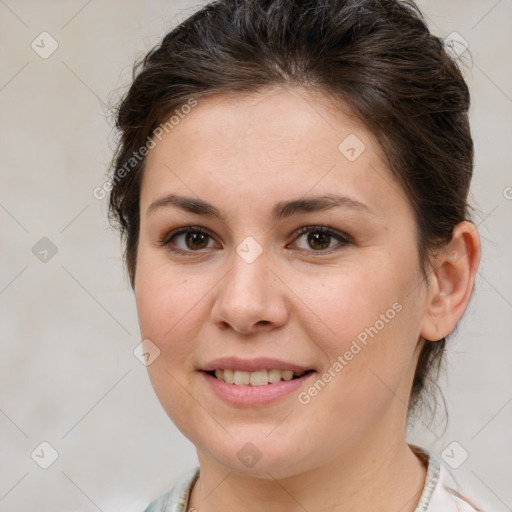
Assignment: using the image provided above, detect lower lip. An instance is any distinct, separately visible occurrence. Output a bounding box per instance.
[201,371,315,407]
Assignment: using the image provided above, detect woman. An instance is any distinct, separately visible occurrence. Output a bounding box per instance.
[108,0,487,510]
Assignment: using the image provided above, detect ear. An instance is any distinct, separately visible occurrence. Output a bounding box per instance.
[420,221,481,342]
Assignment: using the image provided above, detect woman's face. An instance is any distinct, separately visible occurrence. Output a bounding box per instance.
[135,87,431,477]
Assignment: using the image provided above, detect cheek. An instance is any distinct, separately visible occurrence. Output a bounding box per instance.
[293,257,423,415]
[136,242,195,329]
[134,256,209,428]
[134,249,207,368]
[292,262,400,350]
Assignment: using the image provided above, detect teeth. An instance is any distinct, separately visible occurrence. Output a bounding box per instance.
[212,368,308,386]
[223,369,234,384]
[281,370,294,381]
[234,370,250,385]
[268,368,282,383]
[249,370,268,386]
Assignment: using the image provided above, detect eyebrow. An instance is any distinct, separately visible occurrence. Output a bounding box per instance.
[146,193,374,220]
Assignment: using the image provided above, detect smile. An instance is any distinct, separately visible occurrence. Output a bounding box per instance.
[201,369,316,407]
[207,368,313,386]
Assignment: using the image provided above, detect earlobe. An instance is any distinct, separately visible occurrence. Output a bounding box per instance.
[420,221,481,342]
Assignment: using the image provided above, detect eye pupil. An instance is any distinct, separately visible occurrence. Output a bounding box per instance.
[308,231,330,250]
[186,232,208,249]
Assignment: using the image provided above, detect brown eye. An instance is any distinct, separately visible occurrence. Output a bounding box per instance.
[292,226,351,253]
[162,227,217,253]
[306,231,332,250]
[183,231,210,250]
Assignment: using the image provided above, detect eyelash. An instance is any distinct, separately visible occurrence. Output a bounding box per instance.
[158,225,352,256]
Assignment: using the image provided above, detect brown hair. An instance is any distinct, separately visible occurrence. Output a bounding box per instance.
[108,0,473,413]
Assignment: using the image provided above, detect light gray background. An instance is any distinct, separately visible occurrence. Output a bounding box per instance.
[1,1,511,511]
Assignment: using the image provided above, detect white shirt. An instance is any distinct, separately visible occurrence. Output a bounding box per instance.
[143,445,490,511]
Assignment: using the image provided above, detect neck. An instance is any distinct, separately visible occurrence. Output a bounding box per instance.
[188,430,426,512]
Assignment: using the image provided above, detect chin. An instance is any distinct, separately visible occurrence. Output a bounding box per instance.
[196,432,320,479]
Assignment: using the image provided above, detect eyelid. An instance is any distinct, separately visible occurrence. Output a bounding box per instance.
[159,225,212,245]
[158,225,218,254]
[159,224,352,255]
[289,225,352,252]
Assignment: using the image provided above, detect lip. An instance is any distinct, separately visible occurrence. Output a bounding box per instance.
[201,370,316,407]
[201,356,314,373]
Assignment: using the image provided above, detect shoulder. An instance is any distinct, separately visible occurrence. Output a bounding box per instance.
[143,466,200,512]
[427,461,490,512]
[411,445,491,512]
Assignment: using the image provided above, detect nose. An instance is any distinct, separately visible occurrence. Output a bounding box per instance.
[210,246,289,335]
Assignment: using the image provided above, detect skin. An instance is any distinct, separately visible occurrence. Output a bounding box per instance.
[134,87,480,512]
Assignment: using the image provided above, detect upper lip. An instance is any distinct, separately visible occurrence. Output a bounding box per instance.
[201,356,314,373]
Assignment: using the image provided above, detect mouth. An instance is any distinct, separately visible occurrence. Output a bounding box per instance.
[204,368,315,386]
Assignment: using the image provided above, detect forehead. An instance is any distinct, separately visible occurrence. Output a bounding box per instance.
[148,87,374,163]
[141,87,409,220]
